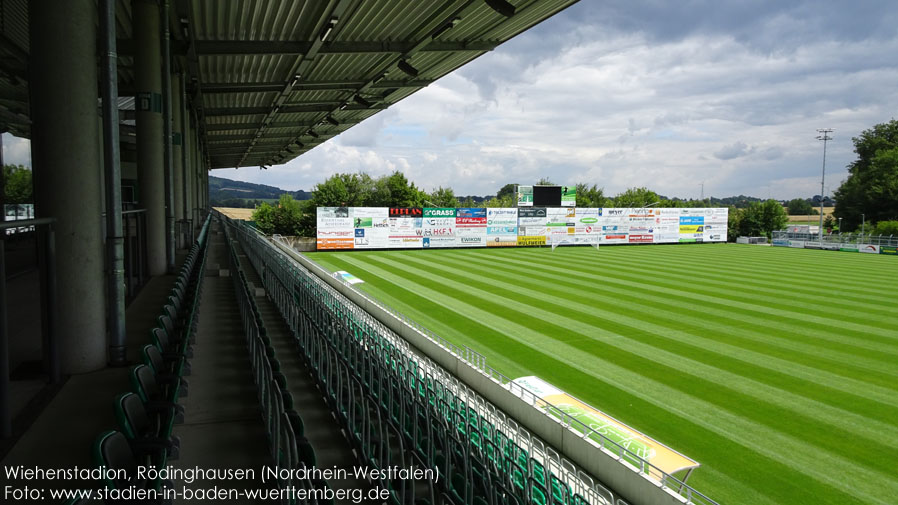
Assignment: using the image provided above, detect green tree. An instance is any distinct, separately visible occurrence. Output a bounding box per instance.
[536,177,555,185]
[760,199,789,237]
[823,214,835,230]
[870,220,898,236]
[428,186,457,207]
[786,198,817,215]
[833,119,898,230]
[727,206,742,242]
[3,164,33,204]
[311,173,374,207]
[496,183,517,200]
[252,194,305,235]
[575,183,610,207]
[737,202,764,237]
[613,187,660,208]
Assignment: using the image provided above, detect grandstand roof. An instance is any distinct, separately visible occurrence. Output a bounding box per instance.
[0,0,579,168]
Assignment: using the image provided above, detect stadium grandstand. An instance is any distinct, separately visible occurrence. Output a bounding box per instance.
[0,1,720,504]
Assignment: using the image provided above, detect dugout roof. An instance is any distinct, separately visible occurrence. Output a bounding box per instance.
[0,0,579,168]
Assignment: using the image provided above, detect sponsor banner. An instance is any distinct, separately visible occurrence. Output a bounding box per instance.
[487,226,518,235]
[821,243,841,251]
[487,236,518,247]
[422,236,456,248]
[455,226,486,247]
[680,216,704,225]
[706,234,724,242]
[316,238,353,250]
[519,207,547,218]
[317,229,354,238]
[456,208,487,227]
[789,240,805,248]
[628,208,659,218]
[317,207,350,218]
[859,244,880,254]
[678,238,701,243]
[839,245,858,252]
[517,185,533,206]
[487,208,518,226]
[518,226,547,237]
[561,186,576,207]
[880,246,898,255]
[351,207,390,249]
[679,225,704,234]
[546,207,576,226]
[388,217,423,248]
[389,207,422,217]
[629,234,654,243]
[773,239,790,246]
[423,226,454,237]
[604,234,628,244]
[603,208,626,218]
[517,235,546,246]
[655,233,680,243]
[805,241,822,248]
[422,214,455,248]
[423,207,456,217]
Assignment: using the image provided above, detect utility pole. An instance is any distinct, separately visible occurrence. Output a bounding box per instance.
[816,128,833,242]
[700,182,704,203]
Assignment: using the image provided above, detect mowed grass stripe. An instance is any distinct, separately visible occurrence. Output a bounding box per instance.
[641,244,895,287]
[470,249,898,362]
[395,251,898,449]
[326,253,898,505]
[556,248,897,321]
[517,249,898,337]
[576,245,897,306]
[452,250,898,372]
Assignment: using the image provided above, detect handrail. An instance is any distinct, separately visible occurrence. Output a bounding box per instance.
[272,233,718,505]
[0,217,56,230]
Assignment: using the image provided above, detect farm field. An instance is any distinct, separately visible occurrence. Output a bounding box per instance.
[306,244,898,505]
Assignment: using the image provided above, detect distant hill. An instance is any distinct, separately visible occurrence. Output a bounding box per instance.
[209,175,310,208]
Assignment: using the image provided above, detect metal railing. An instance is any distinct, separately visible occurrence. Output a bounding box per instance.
[272,234,718,505]
[232,222,615,505]
[773,230,898,248]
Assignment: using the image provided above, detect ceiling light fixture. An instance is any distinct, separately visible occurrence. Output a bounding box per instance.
[319,17,338,41]
[484,0,515,17]
[433,17,461,38]
[290,74,302,87]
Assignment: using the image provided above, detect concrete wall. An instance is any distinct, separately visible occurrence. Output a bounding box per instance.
[269,238,694,505]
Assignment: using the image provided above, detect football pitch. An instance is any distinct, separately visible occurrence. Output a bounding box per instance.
[305,244,898,505]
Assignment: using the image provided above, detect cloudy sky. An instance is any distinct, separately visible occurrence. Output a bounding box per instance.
[4,0,897,200]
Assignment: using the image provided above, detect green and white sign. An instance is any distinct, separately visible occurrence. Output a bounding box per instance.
[423,207,456,217]
[561,186,576,207]
[517,185,533,207]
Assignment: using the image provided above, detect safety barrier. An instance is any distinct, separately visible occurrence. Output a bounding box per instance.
[225,216,620,505]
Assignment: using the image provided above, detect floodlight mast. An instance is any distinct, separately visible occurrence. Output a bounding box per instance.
[816,128,833,242]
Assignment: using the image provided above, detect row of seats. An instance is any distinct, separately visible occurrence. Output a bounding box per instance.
[220,215,339,504]
[226,217,615,505]
[65,216,211,504]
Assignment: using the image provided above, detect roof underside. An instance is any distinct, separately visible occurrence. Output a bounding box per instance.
[0,0,578,169]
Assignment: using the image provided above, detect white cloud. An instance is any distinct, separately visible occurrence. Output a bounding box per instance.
[2,134,31,167]
[218,1,898,201]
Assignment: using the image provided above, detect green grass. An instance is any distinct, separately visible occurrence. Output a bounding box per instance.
[306,244,898,505]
